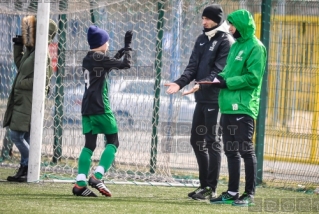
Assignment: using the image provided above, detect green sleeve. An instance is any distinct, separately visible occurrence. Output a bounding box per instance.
[226,45,266,90]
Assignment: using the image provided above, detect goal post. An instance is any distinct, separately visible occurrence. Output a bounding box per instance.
[28,1,51,182]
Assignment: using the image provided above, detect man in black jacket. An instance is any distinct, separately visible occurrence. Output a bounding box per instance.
[165,4,234,200]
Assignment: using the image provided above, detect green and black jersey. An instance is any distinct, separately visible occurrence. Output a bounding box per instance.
[81,50,132,116]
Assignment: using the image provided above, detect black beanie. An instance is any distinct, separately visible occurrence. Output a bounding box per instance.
[202,4,224,25]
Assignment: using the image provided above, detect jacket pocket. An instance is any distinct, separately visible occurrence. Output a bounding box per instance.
[13,90,23,106]
[10,110,31,132]
[219,89,241,112]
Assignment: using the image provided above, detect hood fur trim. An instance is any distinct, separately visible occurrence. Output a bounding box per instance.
[22,15,36,48]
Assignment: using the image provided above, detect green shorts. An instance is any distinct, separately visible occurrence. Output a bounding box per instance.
[82,113,118,135]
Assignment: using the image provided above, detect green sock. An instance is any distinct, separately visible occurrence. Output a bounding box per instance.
[94,172,103,180]
[77,147,93,177]
[76,180,87,187]
[94,144,117,179]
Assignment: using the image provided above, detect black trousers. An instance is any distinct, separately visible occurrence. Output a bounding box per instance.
[190,103,221,191]
[220,114,257,195]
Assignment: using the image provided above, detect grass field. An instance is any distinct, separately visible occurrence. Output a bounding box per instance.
[0,168,318,214]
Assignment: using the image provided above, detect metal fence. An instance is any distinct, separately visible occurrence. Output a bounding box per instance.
[0,0,318,186]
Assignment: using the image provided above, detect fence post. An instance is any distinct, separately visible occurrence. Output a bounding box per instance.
[90,0,99,24]
[255,0,271,185]
[53,1,68,163]
[150,1,165,173]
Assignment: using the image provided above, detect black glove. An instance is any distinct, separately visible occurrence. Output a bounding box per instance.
[114,48,125,59]
[124,30,133,49]
[216,75,227,89]
[12,35,23,46]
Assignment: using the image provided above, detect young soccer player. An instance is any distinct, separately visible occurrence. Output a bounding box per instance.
[72,25,133,197]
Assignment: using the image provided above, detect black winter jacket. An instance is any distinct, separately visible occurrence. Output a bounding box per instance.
[174,23,234,103]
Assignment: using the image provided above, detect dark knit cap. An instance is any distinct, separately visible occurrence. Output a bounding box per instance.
[87,25,109,49]
[202,4,224,25]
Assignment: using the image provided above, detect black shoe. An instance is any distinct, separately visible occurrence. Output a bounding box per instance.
[188,186,202,198]
[88,175,112,197]
[72,184,97,197]
[210,191,239,204]
[7,165,28,182]
[192,186,214,200]
[232,192,255,206]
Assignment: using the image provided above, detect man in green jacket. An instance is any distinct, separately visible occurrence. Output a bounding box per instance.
[208,9,267,206]
[2,16,57,182]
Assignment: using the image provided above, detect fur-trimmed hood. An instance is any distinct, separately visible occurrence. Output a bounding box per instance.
[22,15,36,47]
[22,16,57,47]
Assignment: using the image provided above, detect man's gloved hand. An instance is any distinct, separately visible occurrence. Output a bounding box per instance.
[216,75,227,89]
[114,48,125,59]
[12,35,23,46]
[124,30,133,49]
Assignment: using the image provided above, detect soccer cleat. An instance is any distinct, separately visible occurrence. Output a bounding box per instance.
[88,175,112,197]
[7,165,28,182]
[192,186,215,200]
[188,186,202,198]
[232,192,255,207]
[210,191,239,204]
[72,184,97,197]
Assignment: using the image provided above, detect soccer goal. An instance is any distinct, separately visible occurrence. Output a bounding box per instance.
[0,0,221,185]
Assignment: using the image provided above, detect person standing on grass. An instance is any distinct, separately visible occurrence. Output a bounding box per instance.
[3,16,57,182]
[72,25,133,197]
[165,4,234,200]
[208,9,267,206]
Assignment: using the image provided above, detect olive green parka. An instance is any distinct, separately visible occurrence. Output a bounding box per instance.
[3,19,57,132]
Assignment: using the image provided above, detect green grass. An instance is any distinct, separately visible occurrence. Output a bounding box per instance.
[0,168,318,214]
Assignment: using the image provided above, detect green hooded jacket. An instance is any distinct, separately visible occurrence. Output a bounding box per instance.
[218,10,267,119]
[3,19,57,132]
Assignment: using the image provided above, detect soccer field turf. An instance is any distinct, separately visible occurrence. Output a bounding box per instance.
[0,167,318,214]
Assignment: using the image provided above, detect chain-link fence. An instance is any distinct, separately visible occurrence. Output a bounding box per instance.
[0,0,318,187]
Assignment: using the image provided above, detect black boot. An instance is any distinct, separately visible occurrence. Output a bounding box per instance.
[7,165,28,182]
